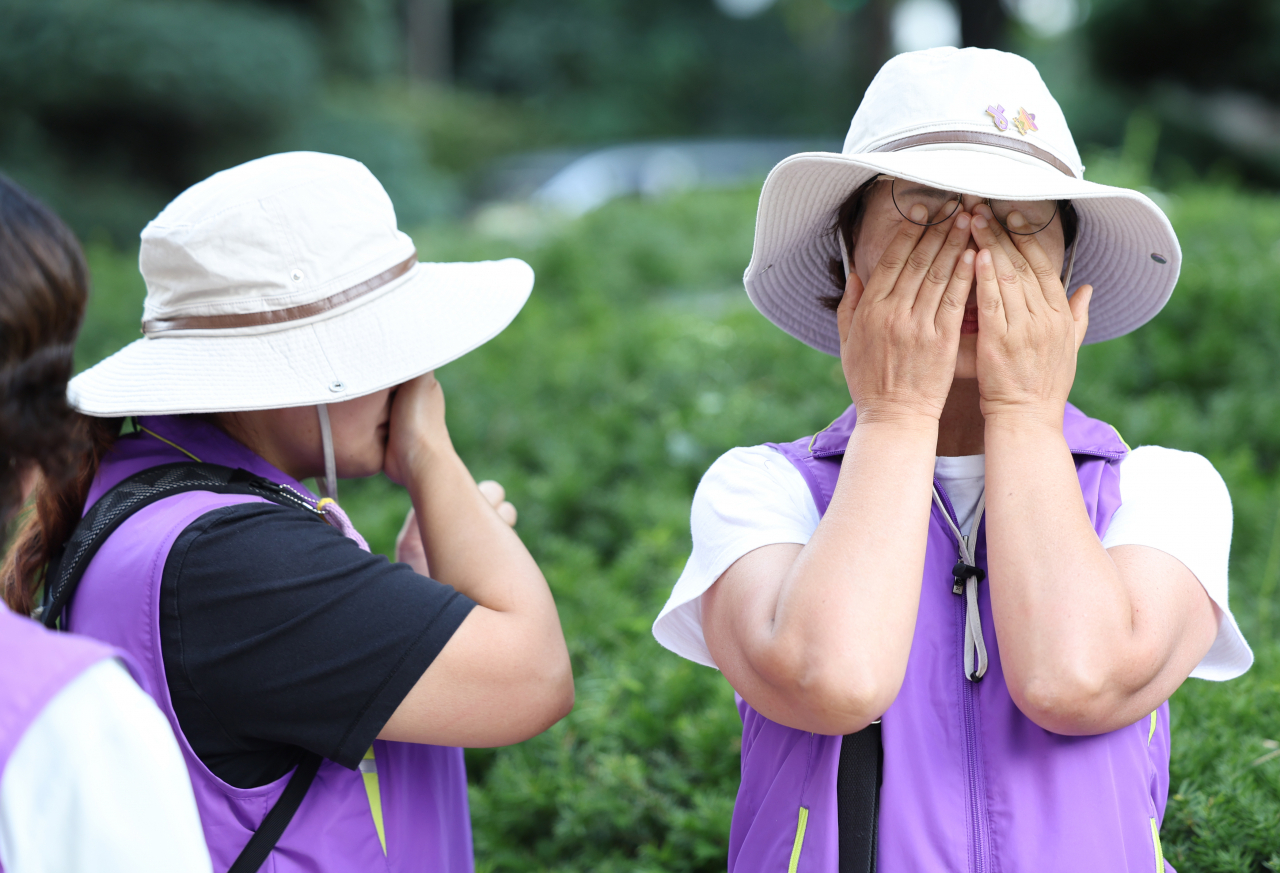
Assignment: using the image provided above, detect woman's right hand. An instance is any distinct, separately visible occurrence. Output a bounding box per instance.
[837,207,976,423]
[383,371,450,487]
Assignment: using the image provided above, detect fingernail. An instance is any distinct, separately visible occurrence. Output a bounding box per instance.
[956,213,970,229]
[972,214,988,229]
[909,203,927,223]
[978,249,992,265]
[963,249,975,264]
[1008,211,1025,229]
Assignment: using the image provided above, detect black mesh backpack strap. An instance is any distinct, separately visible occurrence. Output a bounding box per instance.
[37,461,330,872]
[837,721,883,873]
[38,461,323,630]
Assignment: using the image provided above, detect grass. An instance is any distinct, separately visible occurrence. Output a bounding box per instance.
[75,180,1280,871]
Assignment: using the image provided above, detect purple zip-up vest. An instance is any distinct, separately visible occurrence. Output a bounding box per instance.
[731,402,1172,873]
[0,609,117,831]
[64,415,473,873]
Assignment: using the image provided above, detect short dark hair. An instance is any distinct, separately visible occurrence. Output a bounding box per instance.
[819,180,1080,313]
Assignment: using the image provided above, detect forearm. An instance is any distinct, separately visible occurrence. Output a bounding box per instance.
[983,415,1138,729]
[407,437,556,623]
[748,418,938,728]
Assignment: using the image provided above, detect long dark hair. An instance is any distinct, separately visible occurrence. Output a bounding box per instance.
[0,174,120,615]
[820,179,1080,312]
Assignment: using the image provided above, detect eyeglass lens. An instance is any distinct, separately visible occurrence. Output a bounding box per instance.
[890,179,1058,235]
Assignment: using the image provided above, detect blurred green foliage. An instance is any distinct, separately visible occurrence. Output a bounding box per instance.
[77,171,1280,869]
[0,0,474,242]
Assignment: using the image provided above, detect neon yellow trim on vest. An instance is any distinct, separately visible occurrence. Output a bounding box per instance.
[1149,817,1165,872]
[361,747,386,853]
[137,426,203,463]
[788,807,809,873]
[1148,710,1157,744]
[1112,425,1132,452]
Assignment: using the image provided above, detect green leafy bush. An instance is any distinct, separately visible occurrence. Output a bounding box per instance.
[77,181,1280,870]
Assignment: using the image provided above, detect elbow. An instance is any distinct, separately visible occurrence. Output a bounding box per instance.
[513,646,575,741]
[1007,667,1114,735]
[757,647,901,735]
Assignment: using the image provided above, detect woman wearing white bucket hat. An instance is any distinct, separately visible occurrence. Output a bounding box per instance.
[653,48,1252,871]
[3,152,572,872]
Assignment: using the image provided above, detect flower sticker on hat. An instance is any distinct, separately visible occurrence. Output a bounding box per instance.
[1013,107,1038,136]
[986,104,1009,132]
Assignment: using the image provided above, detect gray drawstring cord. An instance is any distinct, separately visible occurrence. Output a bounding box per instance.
[317,403,338,500]
[933,487,988,681]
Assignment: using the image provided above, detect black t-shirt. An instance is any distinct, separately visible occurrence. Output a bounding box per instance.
[159,502,476,789]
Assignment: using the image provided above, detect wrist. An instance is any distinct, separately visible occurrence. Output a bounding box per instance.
[853,401,944,431]
[983,404,1065,438]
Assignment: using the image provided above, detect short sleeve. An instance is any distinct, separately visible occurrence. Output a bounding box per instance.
[1102,445,1253,680]
[161,503,477,787]
[652,445,820,668]
[0,659,213,873]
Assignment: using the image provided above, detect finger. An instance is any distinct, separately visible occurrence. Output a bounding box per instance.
[478,479,506,508]
[973,216,1029,322]
[1006,212,1066,308]
[1069,284,1093,350]
[971,206,1037,295]
[865,205,929,301]
[896,209,961,303]
[496,501,518,527]
[396,508,416,543]
[836,270,865,347]
[913,210,971,314]
[974,248,1008,336]
[935,248,975,335]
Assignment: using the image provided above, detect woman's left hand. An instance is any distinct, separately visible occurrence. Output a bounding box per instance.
[969,205,1093,425]
[395,480,517,575]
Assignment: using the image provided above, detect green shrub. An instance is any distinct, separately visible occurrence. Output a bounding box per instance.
[77,181,1280,870]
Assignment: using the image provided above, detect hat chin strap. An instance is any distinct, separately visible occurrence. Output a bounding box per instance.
[316,403,338,500]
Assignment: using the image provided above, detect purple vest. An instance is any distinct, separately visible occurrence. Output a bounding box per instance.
[0,608,122,873]
[731,403,1172,873]
[64,415,473,873]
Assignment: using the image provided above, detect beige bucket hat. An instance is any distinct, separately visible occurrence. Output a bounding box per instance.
[69,151,534,416]
[746,47,1180,355]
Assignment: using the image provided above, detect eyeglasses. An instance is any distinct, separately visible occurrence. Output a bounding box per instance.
[877,175,1059,235]
[836,175,1078,288]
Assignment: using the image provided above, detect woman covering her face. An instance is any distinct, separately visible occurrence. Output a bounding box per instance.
[653,48,1252,872]
[2,153,573,872]
[0,175,212,872]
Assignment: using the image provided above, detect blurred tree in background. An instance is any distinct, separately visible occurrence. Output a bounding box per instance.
[1085,0,1280,184]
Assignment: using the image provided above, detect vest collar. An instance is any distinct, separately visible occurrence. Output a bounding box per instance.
[88,414,316,508]
[808,402,1128,461]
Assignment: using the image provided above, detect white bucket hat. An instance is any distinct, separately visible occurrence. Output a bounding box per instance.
[69,151,534,417]
[746,47,1181,355]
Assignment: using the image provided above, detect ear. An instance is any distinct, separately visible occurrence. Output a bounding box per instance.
[1069,284,1093,350]
[836,270,865,347]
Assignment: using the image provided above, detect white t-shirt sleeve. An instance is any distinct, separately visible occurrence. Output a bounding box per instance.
[652,445,819,668]
[1101,445,1253,681]
[0,659,213,873]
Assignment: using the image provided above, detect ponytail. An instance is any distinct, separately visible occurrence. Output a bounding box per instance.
[2,415,121,615]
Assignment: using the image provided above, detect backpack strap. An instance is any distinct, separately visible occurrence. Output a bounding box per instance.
[37,461,328,873]
[38,461,322,630]
[837,721,882,873]
[226,751,324,873]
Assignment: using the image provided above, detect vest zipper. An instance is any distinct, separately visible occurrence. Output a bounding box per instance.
[932,482,990,873]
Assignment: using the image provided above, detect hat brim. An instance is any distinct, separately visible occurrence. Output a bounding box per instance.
[745,148,1181,356]
[68,258,534,416]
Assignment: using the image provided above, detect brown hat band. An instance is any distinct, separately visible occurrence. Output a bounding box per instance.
[873,130,1076,179]
[142,252,418,336]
